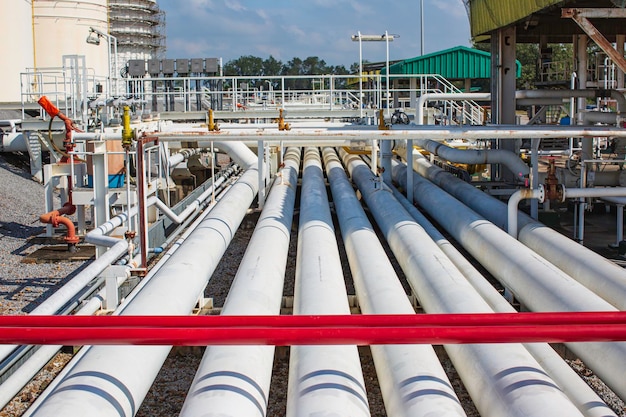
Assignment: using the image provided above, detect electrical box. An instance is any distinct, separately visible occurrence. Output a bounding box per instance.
[176,59,190,74]
[205,58,219,73]
[128,60,146,77]
[162,59,175,75]
[191,58,204,73]
[147,59,161,75]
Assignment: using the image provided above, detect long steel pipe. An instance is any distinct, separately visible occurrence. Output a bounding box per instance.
[405,151,626,311]
[286,148,370,417]
[344,151,585,417]
[391,159,626,399]
[26,143,260,417]
[179,147,300,417]
[391,186,619,417]
[324,147,468,417]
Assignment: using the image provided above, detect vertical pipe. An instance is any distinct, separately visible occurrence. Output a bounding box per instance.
[179,148,300,417]
[286,148,369,417]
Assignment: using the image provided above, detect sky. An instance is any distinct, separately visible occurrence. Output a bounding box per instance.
[157,0,472,68]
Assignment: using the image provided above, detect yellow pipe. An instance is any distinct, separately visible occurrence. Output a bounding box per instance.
[208,109,219,131]
[122,106,133,148]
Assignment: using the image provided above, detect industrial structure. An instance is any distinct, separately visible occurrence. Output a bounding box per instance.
[1,1,626,416]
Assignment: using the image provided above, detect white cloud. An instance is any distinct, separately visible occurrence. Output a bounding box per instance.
[281,24,307,39]
[168,37,211,57]
[188,0,215,10]
[224,1,247,12]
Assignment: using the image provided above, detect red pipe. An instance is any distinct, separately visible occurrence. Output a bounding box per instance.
[37,96,83,163]
[0,312,625,346]
[39,202,80,246]
[0,324,625,346]
[1,311,624,328]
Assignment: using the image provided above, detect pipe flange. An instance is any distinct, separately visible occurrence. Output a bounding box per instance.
[537,184,545,203]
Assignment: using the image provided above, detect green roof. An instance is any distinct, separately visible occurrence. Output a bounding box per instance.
[382,46,521,79]
[468,0,562,37]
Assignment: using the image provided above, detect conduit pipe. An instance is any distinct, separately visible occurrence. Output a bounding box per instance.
[148,169,231,225]
[509,185,626,238]
[286,148,370,417]
[581,111,623,125]
[38,202,80,249]
[151,124,626,141]
[344,151,585,417]
[415,92,491,126]
[391,187,618,417]
[391,159,626,399]
[26,142,260,417]
[508,186,545,238]
[178,148,300,417]
[323,148,467,417]
[413,139,530,177]
[403,150,626,312]
[516,89,626,113]
[167,148,201,171]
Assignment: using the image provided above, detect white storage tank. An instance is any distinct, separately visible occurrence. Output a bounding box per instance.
[0,0,34,103]
[33,0,109,79]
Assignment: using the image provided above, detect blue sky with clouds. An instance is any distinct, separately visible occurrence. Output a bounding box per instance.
[158,0,471,67]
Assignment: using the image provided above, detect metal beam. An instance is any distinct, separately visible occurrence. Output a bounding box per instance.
[563,7,626,19]
[562,8,626,74]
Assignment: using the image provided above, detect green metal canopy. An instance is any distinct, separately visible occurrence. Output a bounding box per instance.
[382,46,521,79]
[468,0,562,37]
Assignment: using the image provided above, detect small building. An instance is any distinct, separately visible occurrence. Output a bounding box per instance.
[381,45,520,108]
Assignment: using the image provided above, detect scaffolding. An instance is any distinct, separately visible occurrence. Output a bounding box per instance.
[108,0,166,82]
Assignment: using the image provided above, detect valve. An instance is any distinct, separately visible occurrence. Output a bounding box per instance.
[544,157,564,202]
[208,108,220,131]
[121,105,134,150]
[278,109,291,131]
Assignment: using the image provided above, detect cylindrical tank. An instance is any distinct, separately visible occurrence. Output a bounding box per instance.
[0,0,34,103]
[33,0,109,78]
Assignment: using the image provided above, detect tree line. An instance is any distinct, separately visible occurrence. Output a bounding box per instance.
[223,55,359,89]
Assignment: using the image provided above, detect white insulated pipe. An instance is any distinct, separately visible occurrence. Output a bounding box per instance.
[416,93,491,125]
[515,89,626,113]
[323,148,467,417]
[167,148,201,171]
[178,148,301,417]
[406,152,626,312]
[285,148,370,417]
[391,187,619,417]
[344,151,585,417]
[508,186,545,238]
[414,138,530,177]
[391,160,626,400]
[508,185,626,238]
[26,143,260,417]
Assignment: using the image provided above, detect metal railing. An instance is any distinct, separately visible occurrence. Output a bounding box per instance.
[21,71,487,125]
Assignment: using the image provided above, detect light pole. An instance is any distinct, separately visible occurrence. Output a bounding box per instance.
[351,32,396,118]
[420,0,425,55]
[86,27,119,97]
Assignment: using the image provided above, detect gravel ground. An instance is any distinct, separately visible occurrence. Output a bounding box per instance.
[0,153,88,416]
[0,152,624,417]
